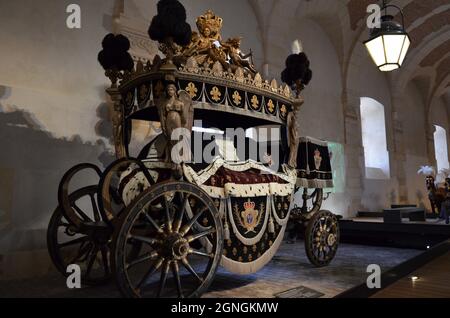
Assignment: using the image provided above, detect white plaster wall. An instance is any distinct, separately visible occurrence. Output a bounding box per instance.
[430,97,450,176]
[430,97,450,134]
[347,36,398,212]
[0,0,116,279]
[0,0,114,143]
[403,82,428,156]
[402,81,431,209]
[265,19,344,144]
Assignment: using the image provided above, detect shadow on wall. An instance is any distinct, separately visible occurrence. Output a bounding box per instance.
[95,101,113,146]
[0,88,115,280]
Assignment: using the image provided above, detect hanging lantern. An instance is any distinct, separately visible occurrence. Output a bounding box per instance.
[364,4,411,72]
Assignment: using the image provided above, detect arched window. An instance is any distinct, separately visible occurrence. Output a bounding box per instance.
[360,97,390,179]
[433,125,449,172]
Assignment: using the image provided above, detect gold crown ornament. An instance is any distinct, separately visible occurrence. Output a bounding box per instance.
[196,10,223,37]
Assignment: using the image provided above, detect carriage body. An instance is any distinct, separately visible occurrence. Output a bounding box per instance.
[47,8,339,298]
[110,62,336,274]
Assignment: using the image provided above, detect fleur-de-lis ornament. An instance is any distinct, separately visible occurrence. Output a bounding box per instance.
[232,91,242,106]
[280,104,287,117]
[210,86,222,102]
[267,99,275,113]
[185,82,198,98]
[251,95,259,109]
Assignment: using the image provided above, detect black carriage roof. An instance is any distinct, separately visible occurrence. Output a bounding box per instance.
[116,59,295,130]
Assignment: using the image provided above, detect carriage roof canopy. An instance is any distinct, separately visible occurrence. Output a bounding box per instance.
[104,9,296,131]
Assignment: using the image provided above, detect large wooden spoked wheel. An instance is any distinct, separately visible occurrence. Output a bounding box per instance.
[58,163,102,229]
[98,158,155,225]
[304,210,339,267]
[47,186,112,285]
[112,181,223,298]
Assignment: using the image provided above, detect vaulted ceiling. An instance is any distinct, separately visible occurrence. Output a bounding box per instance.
[346,0,449,103]
[249,0,449,105]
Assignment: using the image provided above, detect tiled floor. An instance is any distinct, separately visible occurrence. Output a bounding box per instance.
[0,241,421,298]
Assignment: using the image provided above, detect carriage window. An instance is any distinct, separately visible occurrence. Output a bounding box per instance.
[246,126,281,141]
[326,142,345,193]
[192,126,224,135]
[360,97,390,179]
[433,125,450,172]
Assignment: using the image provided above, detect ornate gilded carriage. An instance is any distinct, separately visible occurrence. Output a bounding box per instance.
[47,8,339,298]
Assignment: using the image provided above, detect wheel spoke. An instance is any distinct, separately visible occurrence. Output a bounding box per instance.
[90,194,100,222]
[319,219,325,232]
[69,241,92,264]
[188,248,213,258]
[85,245,100,278]
[58,236,89,248]
[136,257,164,291]
[172,261,184,298]
[142,211,163,233]
[72,203,92,222]
[173,193,189,233]
[180,207,208,236]
[157,260,170,298]
[163,196,172,233]
[315,246,321,259]
[185,227,216,243]
[181,258,203,284]
[129,235,161,246]
[126,251,159,269]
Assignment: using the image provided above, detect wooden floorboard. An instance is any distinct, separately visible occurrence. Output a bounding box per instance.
[372,252,450,298]
[336,240,450,298]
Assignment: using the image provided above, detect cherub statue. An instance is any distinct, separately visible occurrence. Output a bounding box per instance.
[184,30,228,68]
[222,37,257,74]
[156,81,193,174]
[287,97,304,169]
[181,10,228,68]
